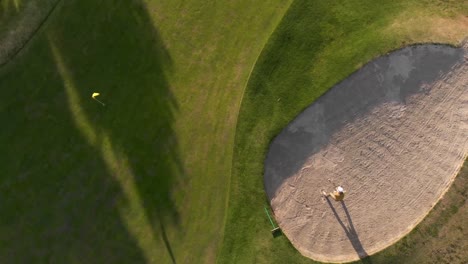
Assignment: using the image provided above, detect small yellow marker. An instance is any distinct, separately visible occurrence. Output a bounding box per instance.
[92,92,105,106]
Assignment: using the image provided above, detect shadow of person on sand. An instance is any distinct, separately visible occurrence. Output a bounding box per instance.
[325,198,373,263]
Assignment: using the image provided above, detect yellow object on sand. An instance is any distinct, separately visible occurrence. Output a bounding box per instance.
[330,191,345,201]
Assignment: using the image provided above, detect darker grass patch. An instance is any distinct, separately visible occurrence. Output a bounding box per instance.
[0,0,182,263]
[220,0,467,263]
[220,0,408,263]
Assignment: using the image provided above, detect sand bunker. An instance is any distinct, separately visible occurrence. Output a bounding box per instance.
[264,42,467,263]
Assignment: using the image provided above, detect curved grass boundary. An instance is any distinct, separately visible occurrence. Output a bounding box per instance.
[219,0,467,263]
[0,0,61,67]
[0,1,296,263]
[263,43,466,263]
[364,159,468,264]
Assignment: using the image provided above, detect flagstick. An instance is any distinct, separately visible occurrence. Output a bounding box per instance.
[93,98,105,106]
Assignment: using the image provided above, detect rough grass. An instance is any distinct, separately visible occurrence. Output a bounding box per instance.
[0,0,23,20]
[0,0,291,263]
[220,0,467,263]
[367,160,468,264]
[0,0,466,263]
[0,0,25,47]
[0,0,59,65]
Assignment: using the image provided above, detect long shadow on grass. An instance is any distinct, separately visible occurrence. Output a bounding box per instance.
[0,0,181,263]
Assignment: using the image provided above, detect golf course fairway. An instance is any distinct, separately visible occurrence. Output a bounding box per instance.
[0,0,466,263]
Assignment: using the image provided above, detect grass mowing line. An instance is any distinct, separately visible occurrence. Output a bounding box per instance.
[218,1,294,261]
[220,0,408,260]
[0,0,463,263]
[0,1,299,263]
[138,2,299,262]
[221,0,467,263]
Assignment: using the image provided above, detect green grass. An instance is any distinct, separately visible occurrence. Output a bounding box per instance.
[0,0,59,66]
[0,0,466,263]
[0,0,23,19]
[0,0,292,263]
[0,0,25,39]
[219,0,467,263]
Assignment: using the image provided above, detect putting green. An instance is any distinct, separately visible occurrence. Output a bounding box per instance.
[0,0,291,263]
[0,0,467,263]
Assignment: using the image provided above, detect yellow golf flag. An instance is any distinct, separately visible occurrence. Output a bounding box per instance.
[91,92,105,106]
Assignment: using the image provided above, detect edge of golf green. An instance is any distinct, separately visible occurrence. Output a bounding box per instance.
[0,0,466,263]
[218,0,467,263]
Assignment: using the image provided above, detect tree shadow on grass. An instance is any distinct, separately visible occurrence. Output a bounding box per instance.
[0,0,181,263]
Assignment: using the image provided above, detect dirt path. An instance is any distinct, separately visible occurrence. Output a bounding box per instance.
[0,0,59,67]
[264,42,467,263]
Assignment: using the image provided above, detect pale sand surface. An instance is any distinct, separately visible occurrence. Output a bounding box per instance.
[264,42,467,263]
